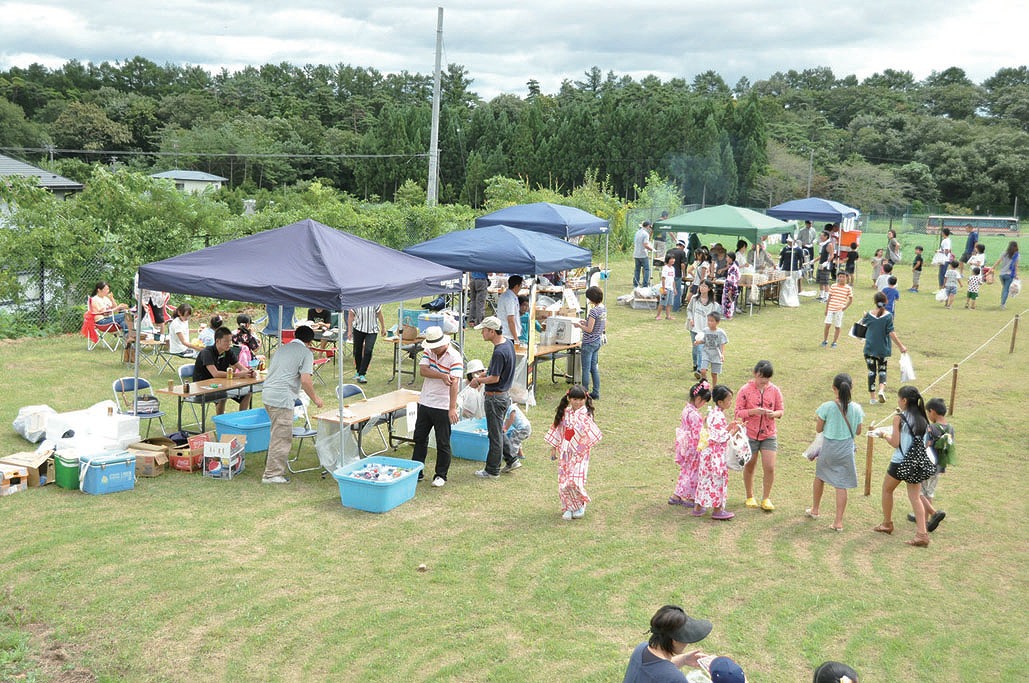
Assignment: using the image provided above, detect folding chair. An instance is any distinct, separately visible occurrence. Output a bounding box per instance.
[281,329,334,385]
[112,377,167,437]
[287,398,321,474]
[337,384,392,457]
[83,297,124,352]
[178,364,221,432]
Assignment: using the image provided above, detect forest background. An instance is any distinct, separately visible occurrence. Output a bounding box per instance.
[1,59,1026,336]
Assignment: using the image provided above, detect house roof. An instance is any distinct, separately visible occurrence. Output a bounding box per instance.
[150,170,228,182]
[0,153,84,191]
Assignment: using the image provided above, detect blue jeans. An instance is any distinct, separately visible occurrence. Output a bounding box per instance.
[1000,274,1013,306]
[672,278,684,312]
[483,392,514,476]
[692,340,703,371]
[633,257,651,287]
[96,312,126,330]
[580,340,602,398]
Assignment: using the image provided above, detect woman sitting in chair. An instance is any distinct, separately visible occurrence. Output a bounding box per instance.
[168,304,206,358]
[89,281,131,333]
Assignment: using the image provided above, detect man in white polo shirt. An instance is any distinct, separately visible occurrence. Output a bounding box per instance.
[261,324,324,484]
[496,275,523,342]
[411,326,463,487]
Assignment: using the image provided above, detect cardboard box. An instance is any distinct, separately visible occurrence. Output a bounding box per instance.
[0,462,29,496]
[203,434,246,479]
[169,430,215,472]
[127,442,169,477]
[0,451,55,487]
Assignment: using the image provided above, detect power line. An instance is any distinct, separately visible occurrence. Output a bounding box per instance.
[0,145,428,160]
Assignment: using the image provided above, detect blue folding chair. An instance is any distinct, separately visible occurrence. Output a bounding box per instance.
[112,377,167,437]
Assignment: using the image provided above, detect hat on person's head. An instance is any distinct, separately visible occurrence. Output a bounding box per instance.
[465,359,485,374]
[421,326,450,349]
[707,656,746,683]
[642,220,653,228]
[676,239,686,246]
[666,612,712,644]
[474,316,503,332]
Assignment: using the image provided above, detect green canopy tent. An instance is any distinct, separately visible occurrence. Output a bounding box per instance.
[654,204,793,245]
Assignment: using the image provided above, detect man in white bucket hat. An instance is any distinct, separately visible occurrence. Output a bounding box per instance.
[411,326,464,487]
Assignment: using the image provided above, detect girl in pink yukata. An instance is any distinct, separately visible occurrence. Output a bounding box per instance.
[693,384,741,520]
[669,381,712,509]
[544,385,602,521]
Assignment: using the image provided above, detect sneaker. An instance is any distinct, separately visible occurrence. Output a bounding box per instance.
[878,389,887,404]
[907,288,917,293]
[760,498,775,511]
[745,497,759,508]
[561,510,573,520]
[572,506,586,519]
[474,469,499,479]
[869,399,878,405]
[693,370,702,380]
[261,475,289,484]
[431,476,446,487]
[589,393,600,401]
[820,341,828,347]
[830,342,837,348]
[501,460,522,473]
[357,374,368,384]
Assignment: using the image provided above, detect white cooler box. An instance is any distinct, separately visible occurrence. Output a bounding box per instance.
[546,316,582,345]
[93,413,140,441]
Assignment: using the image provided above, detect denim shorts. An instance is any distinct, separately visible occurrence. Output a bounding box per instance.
[945,285,958,295]
[749,436,778,453]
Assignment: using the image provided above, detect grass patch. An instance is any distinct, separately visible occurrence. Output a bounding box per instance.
[0,251,1026,682]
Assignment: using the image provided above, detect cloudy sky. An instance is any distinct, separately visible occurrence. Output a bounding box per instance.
[1,1,1024,99]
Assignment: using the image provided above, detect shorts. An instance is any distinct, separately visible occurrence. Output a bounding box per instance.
[816,267,832,285]
[945,285,958,296]
[959,252,972,264]
[749,436,777,453]
[919,473,939,498]
[886,460,903,480]
[659,289,675,306]
[698,357,723,375]
[966,291,978,300]
[824,310,845,327]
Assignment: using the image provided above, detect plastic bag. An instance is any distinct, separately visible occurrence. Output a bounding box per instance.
[934,289,948,302]
[899,352,916,382]
[725,430,752,471]
[13,405,56,443]
[1010,278,1022,297]
[803,433,824,461]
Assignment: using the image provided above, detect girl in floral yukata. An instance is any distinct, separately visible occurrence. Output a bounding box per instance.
[692,384,740,520]
[721,252,741,320]
[669,381,712,509]
[544,385,602,521]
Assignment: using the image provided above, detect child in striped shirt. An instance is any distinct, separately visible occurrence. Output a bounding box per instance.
[821,272,853,348]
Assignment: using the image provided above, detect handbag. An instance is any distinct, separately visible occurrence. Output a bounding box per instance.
[894,414,936,484]
[725,429,752,471]
[849,321,867,339]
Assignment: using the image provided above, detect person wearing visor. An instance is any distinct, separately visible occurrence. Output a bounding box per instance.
[622,605,713,682]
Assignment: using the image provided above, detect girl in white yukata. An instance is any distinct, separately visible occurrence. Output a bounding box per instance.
[544,385,602,521]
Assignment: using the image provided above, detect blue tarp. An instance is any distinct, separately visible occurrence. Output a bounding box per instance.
[474,202,609,238]
[404,225,593,274]
[137,218,463,310]
[766,197,860,224]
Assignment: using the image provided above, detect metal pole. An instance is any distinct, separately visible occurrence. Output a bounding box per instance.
[806,148,814,198]
[949,363,959,418]
[1011,314,1020,353]
[426,7,443,206]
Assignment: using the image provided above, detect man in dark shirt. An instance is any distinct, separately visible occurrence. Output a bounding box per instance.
[194,326,255,415]
[470,316,518,478]
[666,239,688,311]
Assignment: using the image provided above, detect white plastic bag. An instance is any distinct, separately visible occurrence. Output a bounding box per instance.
[725,430,752,471]
[899,352,916,382]
[803,433,824,461]
[12,405,56,443]
[934,289,948,302]
[1010,278,1021,297]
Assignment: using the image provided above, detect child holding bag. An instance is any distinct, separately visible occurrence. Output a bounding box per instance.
[807,373,864,531]
[669,381,712,508]
[544,385,602,521]
[692,384,739,520]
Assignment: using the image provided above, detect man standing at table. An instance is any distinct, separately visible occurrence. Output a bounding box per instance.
[193,326,255,415]
[666,238,688,312]
[633,220,654,287]
[496,275,523,342]
[261,324,324,485]
[470,316,519,479]
[411,326,463,487]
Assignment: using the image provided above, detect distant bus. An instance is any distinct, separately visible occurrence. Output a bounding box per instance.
[925,215,1019,236]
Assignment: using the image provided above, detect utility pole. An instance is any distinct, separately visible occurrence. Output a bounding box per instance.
[806,148,814,198]
[426,7,443,206]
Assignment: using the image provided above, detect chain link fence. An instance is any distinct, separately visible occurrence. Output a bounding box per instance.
[0,252,112,338]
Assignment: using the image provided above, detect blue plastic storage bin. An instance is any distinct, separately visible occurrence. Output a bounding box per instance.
[331,456,423,513]
[451,418,489,461]
[212,408,271,452]
[417,313,444,333]
[79,451,136,495]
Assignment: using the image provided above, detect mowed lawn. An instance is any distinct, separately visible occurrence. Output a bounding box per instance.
[0,249,1026,682]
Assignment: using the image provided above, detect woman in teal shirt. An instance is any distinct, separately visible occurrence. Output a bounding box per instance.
[807,373,864,531]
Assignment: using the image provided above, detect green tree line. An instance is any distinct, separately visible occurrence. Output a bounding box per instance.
[2,58,1026,214]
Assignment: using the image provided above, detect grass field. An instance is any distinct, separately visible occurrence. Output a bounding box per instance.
[1,245,1026,682]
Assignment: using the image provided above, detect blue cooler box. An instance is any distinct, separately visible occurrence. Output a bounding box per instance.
[80,451,136,495]
[332,456,423,513]
[451,418,489,461]
[212,409,271,453]
[400,309,422,328]
[417,313,444,333]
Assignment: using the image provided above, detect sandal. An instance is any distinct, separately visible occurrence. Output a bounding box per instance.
[668,496,684,506]
[805,508,820,519]
[906,533,930,547]
[873,522,894,535]
[829,525,844,532]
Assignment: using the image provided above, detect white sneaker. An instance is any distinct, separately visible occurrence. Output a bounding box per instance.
[431,476,446,487]
[474,469,499,479]
[572,506,586,519]
[262,475,289,484]
[561,510,573,520]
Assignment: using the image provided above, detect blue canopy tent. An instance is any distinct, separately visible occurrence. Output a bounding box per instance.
[403,224,593,274]
[766,197,860,226]
[134,218,463,464]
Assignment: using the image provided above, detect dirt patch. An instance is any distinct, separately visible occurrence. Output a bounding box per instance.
[2,589,97,683]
